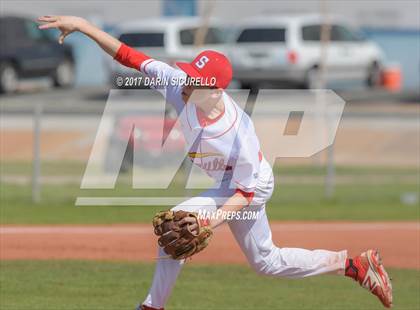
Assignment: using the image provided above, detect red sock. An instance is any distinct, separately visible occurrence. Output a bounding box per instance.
[345,257,366,282]
[345,258,358,280]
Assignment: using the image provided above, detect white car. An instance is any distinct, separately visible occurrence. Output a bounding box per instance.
[229,14,385,89]
[105,17,230,88]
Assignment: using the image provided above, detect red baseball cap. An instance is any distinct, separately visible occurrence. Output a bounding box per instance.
[176,50,233,89]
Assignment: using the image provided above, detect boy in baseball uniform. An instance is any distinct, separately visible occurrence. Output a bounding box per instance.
[38,15,393,309]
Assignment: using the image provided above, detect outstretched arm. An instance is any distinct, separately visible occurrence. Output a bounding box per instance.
[38,16,121,57]
[38,16,182,102]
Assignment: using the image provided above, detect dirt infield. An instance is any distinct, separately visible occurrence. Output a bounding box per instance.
[1,222,418,269]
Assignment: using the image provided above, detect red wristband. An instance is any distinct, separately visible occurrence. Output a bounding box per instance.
[199,218,210,227]
[114,43,151,71]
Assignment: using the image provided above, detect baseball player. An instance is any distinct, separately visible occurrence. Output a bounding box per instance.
[38,16,393,310]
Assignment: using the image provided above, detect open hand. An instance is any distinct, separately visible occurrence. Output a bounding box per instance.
[38,15,86,44]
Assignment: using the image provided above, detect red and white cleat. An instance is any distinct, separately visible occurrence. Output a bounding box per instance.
[345,249,393,308]
[136,304,164,310]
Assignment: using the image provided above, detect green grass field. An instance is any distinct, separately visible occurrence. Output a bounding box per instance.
[1,181,418,224]
[1,161,419,224]
[1,161,418,177]
[1,261,418,310]
[1,162,419,310]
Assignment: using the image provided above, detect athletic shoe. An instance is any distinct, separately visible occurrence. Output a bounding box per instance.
[345,249,393,308]
[135,304,164,310]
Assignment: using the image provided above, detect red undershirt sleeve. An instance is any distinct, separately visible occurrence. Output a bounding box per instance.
[113,43,151,71]
[235,188,255,205]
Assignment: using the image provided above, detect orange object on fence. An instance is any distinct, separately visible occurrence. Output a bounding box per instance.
[381,65,402,92]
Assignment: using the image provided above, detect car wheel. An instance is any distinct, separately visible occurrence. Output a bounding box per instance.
[53,58,75,87]
[304,66,320,89]
[366,62,381,88]
[0,62,19,94]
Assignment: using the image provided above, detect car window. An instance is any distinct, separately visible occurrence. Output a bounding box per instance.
[331,25,364,42]
[119,32,164,47]
[6,19,30,39]
[24,20,48,41]
[179,27,227,45]
[0,18,37,44]
[0,20,8,41]
[302,24,365,42]
[237,28,286,43]
[302,25,321,41]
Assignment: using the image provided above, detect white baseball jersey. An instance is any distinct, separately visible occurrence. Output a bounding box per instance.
[140,58,272,196]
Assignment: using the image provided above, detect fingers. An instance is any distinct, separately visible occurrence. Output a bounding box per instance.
[188,223,199,233]
[179,217,197,226]
[38,22,58,30]
[58,33,68,44]
[37,15,58,22]
[37,16,60,30]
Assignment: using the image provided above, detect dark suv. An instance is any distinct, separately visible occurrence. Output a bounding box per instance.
[0,16,75,94]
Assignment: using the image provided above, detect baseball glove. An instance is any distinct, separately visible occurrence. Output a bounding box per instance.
[152,210,213,260]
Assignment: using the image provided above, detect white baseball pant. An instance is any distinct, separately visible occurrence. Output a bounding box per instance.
[143,171,347,308]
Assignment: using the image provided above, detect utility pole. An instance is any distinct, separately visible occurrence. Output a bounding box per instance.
[318,0,335,198]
